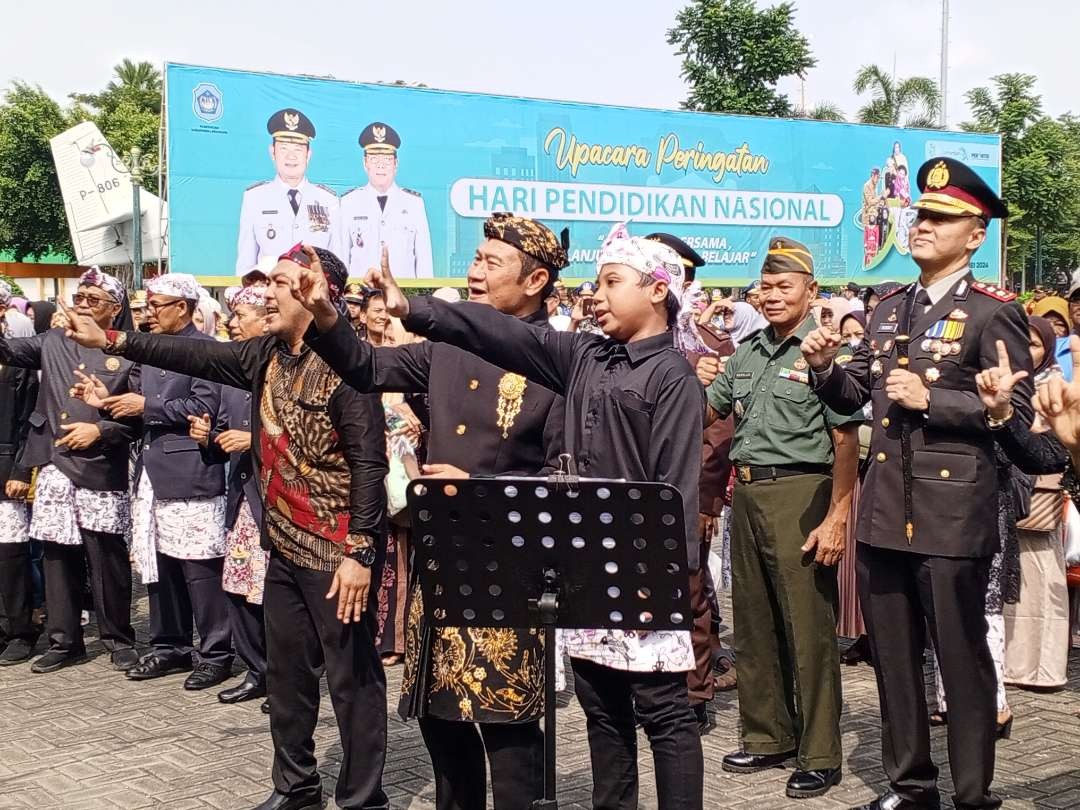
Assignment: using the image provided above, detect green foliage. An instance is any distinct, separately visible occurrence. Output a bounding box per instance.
[962,74,1080,283]
[668,0,815,117]
[795,102,845,122]
[0,61,163,263]
[853,65,940,128]
[0,82,79,261]
[71,59,162,194]
[1,275,25,297]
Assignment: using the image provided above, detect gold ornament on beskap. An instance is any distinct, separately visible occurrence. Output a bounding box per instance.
[496,373,528,439]
[927,160,950,189]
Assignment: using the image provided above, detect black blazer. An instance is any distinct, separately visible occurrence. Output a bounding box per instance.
[136,323,226,500]
[0,329,138,492]
[0,361,38,493]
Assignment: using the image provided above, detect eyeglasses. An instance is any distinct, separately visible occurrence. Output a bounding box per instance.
[365,155,396,166]
[72,293,111,308]
[146,298,184,313]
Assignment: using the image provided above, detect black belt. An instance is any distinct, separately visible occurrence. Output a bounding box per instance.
[734,463,830,484]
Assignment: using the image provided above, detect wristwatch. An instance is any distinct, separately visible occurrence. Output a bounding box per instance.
[345,535,377,567]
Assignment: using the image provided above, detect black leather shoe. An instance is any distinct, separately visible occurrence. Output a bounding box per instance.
[184,662,232,691]
[110,647,140,672]
[786,767,841,798]
[0,638,37,665]
[126,652,193,681]
[693,703,716,736]
[30,647,87,673]
[721,750,795,774]
[250,789,322,810]
[219,673,267,704]
[851,791,941,810]
[260,699,271,715]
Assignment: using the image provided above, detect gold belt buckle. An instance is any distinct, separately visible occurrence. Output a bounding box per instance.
[736,465,752,483]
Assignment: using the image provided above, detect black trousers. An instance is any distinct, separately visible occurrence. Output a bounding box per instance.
[571,658,704,810]
[0,543,38,643]
[147,553,232,667]
[265,553,388,810]
[43,532,135,654]
[857,544,1000,810]
[226,593,266,679]
[418,717,543,810]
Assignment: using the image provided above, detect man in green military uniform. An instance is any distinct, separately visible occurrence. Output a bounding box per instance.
[697,237,860,800]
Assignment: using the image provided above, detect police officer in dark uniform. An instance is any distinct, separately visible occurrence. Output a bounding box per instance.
[298,213,568,810]
[802,157,1031,810]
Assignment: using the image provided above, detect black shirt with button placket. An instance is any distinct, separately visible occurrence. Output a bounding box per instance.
[402,296,704,572]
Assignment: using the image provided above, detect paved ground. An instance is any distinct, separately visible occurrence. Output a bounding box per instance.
[0,588,1078,809]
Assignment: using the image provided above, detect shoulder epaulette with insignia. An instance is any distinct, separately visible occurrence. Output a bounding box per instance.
[314,183,338,196]
[971,281,1016,302]
[403,187,422,197]
[879,283,912,302]
[245,180,271,191]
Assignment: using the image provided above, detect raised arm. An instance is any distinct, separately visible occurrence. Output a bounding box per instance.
[806,335,873,416]
[403,297,586,395]
[0,332,46,370]
[304,315,434,394]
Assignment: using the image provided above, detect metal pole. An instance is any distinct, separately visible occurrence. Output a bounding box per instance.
[130,147,144,289]
[940,0,949,128]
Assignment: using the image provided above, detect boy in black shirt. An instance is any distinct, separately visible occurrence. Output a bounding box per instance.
[295,223,706,810]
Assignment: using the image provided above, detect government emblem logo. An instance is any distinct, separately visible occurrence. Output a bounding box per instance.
[926,161,950,189]
[192,83,223,123]
[284,112,300,131]
[373,125,387,143]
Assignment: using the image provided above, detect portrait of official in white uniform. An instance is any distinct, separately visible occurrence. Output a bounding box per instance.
[340,122,433,279]
[234,108,340,275]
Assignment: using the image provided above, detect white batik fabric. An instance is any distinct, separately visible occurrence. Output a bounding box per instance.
[131,469,226,583]
[0,501,29,544]
[558,628,695,675]
[29,464,130,547]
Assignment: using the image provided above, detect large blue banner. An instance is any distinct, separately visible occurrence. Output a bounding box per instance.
[165,63,1002,285]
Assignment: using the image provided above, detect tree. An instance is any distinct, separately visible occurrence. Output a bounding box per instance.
[853,65,940,128]
[962,74,1080,282]
[668,0,815,117]
[0,82,80,260]
[71,60,162,194]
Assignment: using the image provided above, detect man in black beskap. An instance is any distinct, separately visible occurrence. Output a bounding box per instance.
[64,248,389,810]
[296,213,567,810]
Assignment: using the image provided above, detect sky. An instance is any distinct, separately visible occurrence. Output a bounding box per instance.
[3,0,1076,125]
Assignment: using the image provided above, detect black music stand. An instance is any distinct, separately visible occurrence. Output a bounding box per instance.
[407,465,691,810]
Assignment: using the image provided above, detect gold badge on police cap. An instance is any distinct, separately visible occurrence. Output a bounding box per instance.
[105,357,121,372]
[927,161,950,189]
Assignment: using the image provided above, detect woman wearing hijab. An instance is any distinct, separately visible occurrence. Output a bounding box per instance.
[979,316,1071,689]
[724,301,766,347]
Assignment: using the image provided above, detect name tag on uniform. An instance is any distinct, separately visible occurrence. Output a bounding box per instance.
[877,323,898,333]
[778,368,809,384]
[261,209,278,215]
[735,372,752,380]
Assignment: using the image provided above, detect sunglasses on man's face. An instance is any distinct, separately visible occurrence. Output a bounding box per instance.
[72,293,112,308]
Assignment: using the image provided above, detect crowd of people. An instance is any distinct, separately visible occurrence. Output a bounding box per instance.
[0,153,1078,810]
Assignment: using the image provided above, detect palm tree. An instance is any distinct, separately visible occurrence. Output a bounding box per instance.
[108,59,161,95]
[853,65,940,128]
